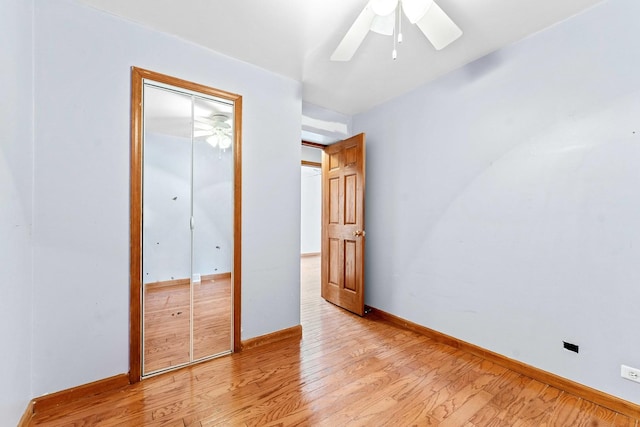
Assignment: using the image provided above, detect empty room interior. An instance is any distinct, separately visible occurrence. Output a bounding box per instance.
[2,0,640,425]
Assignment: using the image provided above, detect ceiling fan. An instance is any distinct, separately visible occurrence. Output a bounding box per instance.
[193,114,232,150]
[331,0,462,61]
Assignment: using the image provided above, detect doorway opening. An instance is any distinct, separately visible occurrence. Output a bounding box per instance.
[300,142,323,320]
[300,134,367,317]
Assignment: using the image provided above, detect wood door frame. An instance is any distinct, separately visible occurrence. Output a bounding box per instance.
[302,160,322,168]
[302,140,326,150]
[129,67,242,383]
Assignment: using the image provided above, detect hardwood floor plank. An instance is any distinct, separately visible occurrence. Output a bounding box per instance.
[29,255,640,426]
[469,401,503,427]
[439,390,495,427]
[550,393,599,427]
[579,398,616,427]
[511,384,563,426]
[493,379,548,424]
[430,364,508,423]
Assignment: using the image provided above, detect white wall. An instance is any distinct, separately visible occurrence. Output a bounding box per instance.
[0,0,34,424]
[302,102,352,144]
[354,0,640,403]
[301,166,321,254]
[31,0,301,397]
[301,145,322,164]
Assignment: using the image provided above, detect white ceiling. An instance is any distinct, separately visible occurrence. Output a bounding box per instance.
[77,0,602,115]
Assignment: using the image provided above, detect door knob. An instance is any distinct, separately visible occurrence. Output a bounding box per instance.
[353,230,366,237]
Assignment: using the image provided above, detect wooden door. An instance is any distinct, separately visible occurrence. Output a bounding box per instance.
[321,134,366,316]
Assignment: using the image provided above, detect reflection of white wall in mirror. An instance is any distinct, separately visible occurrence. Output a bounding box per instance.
[143,132,233,284]
[301,166,321,254]
[192,135,233,277]
[143,132,191,284]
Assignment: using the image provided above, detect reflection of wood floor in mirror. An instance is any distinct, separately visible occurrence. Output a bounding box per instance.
[29,255,640,426]
[143,275,232,374]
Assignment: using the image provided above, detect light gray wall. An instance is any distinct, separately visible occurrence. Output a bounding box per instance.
[31,0,301,397]
[354,0,640,403]
[0,0,34,424]
[301,145,322,164]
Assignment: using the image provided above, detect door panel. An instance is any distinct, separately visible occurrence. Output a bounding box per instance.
[329,178,340,224]
[328,238,340,286]
[345,174,357,225]
[321,133,366,316]
[344,240,357,292]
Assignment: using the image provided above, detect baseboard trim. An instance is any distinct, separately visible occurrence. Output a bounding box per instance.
[368,306,640,419]
[301,252,320,258]
[145,272,232,290]
[241,325,303,351]
[32,373,130,414]
[18,400,34,427]
[144,277,190,289]
[201,272,232,281]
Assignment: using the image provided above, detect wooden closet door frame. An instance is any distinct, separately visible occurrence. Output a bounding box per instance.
[129,67,242,383]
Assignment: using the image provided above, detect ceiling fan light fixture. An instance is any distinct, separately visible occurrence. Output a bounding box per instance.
[199,113,233,151]
[206,135,218,147]
[219,135,232,150]
[369,0,398,17]
[370,12,395,35]
[206,132,231,149]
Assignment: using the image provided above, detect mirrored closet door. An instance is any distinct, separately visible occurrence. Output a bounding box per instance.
[130,68,241,378]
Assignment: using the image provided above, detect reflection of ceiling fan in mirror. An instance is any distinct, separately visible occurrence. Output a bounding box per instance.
[331,0,462,61]
[193,113,232,150]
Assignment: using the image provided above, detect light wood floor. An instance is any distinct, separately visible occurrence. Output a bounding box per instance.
[30,255,638,426]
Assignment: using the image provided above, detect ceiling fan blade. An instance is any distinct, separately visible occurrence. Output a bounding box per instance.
[401,0,432,24]
[369,0,398,16]
[194,121,213,130]
[415,1,462,50]
[193,130,213,138]
[331,5,377,61]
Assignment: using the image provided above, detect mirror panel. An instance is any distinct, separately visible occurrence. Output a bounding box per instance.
[192,96,234,360]
[142,86,193,374]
